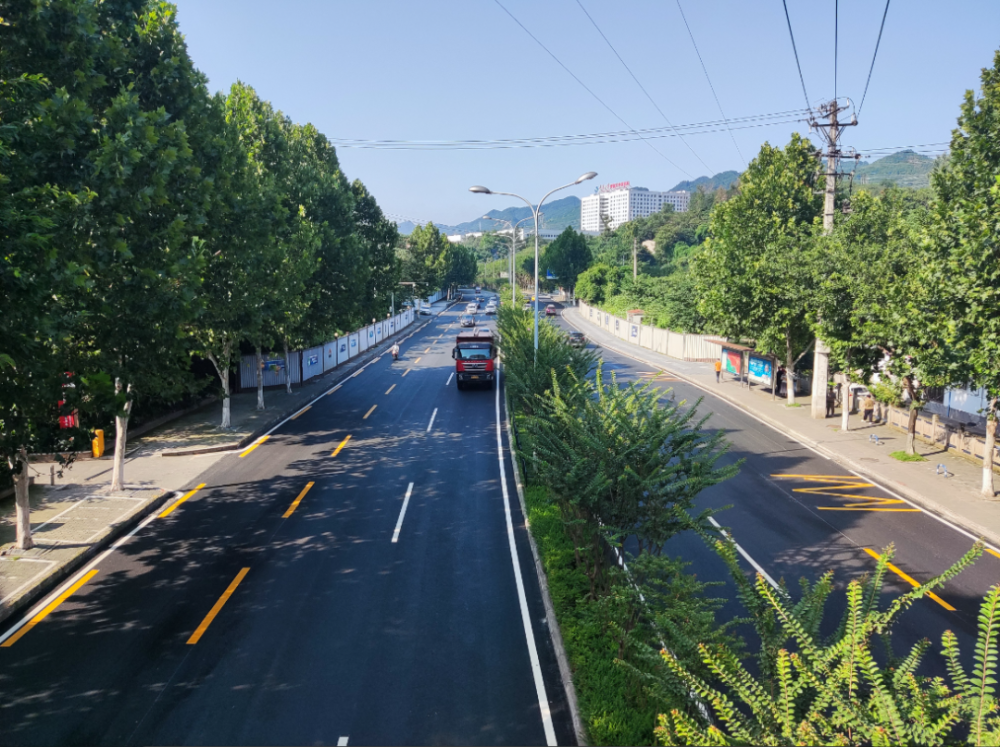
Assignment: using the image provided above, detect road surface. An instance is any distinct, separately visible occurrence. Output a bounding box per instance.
[0,297,574,746]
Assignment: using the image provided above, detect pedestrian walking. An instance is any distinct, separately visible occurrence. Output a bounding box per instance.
[714,358,722,383]
[826,387,837,417]
[863,393,876,423]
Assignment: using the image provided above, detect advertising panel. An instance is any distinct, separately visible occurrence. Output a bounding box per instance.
[337,338,348,366]
[324,341,337,372]
[722,348,742,375]
[302,346,323,381]
[348,333,359,358]
[748,354,774,384]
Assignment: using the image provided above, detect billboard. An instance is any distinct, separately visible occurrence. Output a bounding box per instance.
[722,349,742,375]
[747,354,774,384]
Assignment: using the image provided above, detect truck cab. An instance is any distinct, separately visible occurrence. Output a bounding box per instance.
[452,328,497,390]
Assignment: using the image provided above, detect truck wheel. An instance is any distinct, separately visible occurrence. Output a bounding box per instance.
[456,380,465,391]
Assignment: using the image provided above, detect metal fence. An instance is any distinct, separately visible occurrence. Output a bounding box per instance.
[239,308,416,390]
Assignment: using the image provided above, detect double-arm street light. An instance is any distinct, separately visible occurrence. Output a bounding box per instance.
[482,214,533,307]
[470,172,597,359]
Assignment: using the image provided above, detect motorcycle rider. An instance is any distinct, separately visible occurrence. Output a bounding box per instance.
[391,342,400,361]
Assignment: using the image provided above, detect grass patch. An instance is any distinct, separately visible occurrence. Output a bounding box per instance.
[785,402,803,408]
[890,450,927,462]
[523,484,659,746]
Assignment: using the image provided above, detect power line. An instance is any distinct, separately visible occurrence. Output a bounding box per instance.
[492,0,693,176]
[781,0,811,109]
[834,0,839,103]
[858,0,891,115]
[573,0,714,174]
[328,113,810,150]
[674,0,745,165]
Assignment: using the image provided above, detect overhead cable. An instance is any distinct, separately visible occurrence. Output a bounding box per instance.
[834,0,839,103]
[491,0,692,177]
[573,0,714,174]
[674,0,745,165]
[328,112,810,151]
[858,0,891,115]
[781,0,811,110]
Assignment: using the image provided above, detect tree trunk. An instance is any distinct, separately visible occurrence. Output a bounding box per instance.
[983,400,997,498]
[255,346,265,411]
[110,378,133,493]
[206,345,233,429]
[11,449,34,550]
[785,330,796,406]
[283,337,293,395]
[841,362,851,433]
[906,406,919,456]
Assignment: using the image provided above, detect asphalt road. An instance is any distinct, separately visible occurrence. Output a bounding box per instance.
[551,299,1000,674]
[0,296,574,746]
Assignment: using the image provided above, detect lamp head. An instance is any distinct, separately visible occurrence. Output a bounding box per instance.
[469,186,492,194]
[576,171,598,184]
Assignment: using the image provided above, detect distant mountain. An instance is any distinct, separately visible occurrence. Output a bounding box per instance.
[396,195,582,236]
[854,150,938,189]
[670,170,740,193]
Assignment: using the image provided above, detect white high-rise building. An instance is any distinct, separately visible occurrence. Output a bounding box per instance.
[580,181,690,233]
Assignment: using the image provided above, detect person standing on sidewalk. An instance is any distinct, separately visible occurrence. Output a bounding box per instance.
[863,393,876,423]
[826,387,837,418]
[714,358,722,383]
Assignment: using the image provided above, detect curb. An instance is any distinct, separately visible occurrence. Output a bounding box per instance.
[157,306,459,458]
[565,308,1000,551]
[502,371,587,746]
[0,488,177,629]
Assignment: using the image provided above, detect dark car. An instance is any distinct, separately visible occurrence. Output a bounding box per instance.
[568,331,586,348]
[459,314,476,327]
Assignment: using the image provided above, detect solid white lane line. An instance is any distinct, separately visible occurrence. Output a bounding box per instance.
[337,739,349,746]
[495,369,557,745]
[707,517,780,589]
[0,494,172,646]
[562,310,1000,559]
[446,372,454,386]
[391,483,415,543]
[426,408,438,433]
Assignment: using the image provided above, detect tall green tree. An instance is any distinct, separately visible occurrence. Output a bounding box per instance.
[813,190,926,433]
[352,180,400,323]
[3,0,214,495]
[542,227,592,294]
[401,222,448,300]
[931,49,1000,495]
[695,135,822,404]
[442,242,477,291]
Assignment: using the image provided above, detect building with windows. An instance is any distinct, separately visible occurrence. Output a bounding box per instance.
[580,182,690,233]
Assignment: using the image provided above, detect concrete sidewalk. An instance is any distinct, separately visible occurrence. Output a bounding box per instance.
[564,305,1000,549]
[0,298,457,625]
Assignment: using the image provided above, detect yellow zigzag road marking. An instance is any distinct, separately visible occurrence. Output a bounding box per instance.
[771,474,921,512]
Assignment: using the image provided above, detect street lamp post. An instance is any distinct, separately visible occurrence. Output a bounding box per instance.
[470,172,596,361]
[483,214,533,306]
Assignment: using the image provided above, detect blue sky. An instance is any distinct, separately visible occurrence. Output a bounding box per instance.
[173,0,1000,226]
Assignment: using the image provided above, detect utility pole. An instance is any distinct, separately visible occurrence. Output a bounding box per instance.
[809,99,859,420]
[633,236,638,280]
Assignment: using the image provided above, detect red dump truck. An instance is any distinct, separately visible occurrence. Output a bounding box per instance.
[452,328,497,390]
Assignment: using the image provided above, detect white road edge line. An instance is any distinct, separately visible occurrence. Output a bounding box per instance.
[496,368,557,746]
[562,309,1000,558]
[708,517,781,590]
[426,408,438,433]
[391,482,415,544]
[446,372,454,386]
[0,493,176,646]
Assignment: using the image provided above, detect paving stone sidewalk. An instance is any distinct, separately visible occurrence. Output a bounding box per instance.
[0,298,457,625]
[565,304,1000,549]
